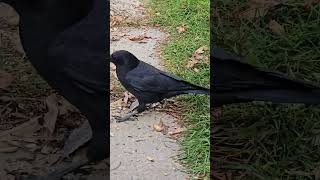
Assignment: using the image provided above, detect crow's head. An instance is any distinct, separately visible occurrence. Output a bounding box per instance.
[111,50,140,69]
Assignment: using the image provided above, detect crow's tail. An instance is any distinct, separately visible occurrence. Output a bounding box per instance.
[182,82,210,95]
[185,89,210,95]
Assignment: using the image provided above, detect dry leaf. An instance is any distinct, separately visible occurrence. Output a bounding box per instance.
[176,25,187,33]
[43,94,59,135]
[195,45,208,55]
[268,20,284,35]
[111,16,123,26]
[0,116,42,139]
[186,58,199,68]
[0,71,14,89]
[0,142,18,153]
[238,0,280,20]
[128,35,146,41]
[169,128,186,135]
[304,0,320,10]
[153,119,164,132]
[146,156,154,162]
[204,56,210,64]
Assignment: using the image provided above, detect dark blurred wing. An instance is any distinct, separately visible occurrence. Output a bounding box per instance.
[125,63,186,93]
[47,2,107,94]
[214,59,318,92]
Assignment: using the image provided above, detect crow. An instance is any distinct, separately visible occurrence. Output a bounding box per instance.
[0,0,108,179]
[212,47,320,107]
[111,50,210,122]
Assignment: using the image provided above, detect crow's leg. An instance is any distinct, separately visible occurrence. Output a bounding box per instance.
[129,99,139,112]
[116,101,145,122]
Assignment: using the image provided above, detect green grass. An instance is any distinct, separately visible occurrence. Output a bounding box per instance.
[148,0,210,178]
[213,1,320,179]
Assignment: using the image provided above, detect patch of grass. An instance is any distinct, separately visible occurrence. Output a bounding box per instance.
[148,0,210,178]
[213,1,320,179]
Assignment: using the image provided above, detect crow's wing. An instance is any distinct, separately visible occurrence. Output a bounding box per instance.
[125,63,189,93]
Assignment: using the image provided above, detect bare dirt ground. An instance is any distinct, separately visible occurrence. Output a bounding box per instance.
[110,0,188,179]
[0,3,108,180]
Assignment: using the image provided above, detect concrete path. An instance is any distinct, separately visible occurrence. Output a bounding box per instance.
[110,0,188,179]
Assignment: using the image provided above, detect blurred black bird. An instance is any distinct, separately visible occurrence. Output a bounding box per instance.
[111,50,210,122]
[212,47,320,107]
[0,0,108,179]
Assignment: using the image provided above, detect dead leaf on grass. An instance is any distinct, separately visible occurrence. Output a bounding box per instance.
[268,20,284,35]
[304,0,320,10]
[186,58,199,68]
[43,94,59,136]
[186,45,209,68]
[176,25,187,33]
[0,70,14,89]
[238,0,280,20]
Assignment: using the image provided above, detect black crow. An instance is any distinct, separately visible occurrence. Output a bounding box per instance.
[0,0,108,179]
[212,47,320,107]
[111,50,210,122]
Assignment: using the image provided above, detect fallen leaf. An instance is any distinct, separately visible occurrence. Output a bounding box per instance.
[268,20,284,35]
[176,25,187,33]
[43,94,59,136]
[238,0,280,20]
[146,156,154,162]
[204,56,210,64]
[25,143,38,152]
[195,45,209,55]
[0,70,14,89]
[111,16,123,26]
[0,142,18,153]
[128,35,144,41]
[169,128,186,135]
[186,58,199,68]
[41,145,53,154]
[153,119,164,132]
[304,0,320,10]
[128,34,152,41]
[0,116,42,139]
